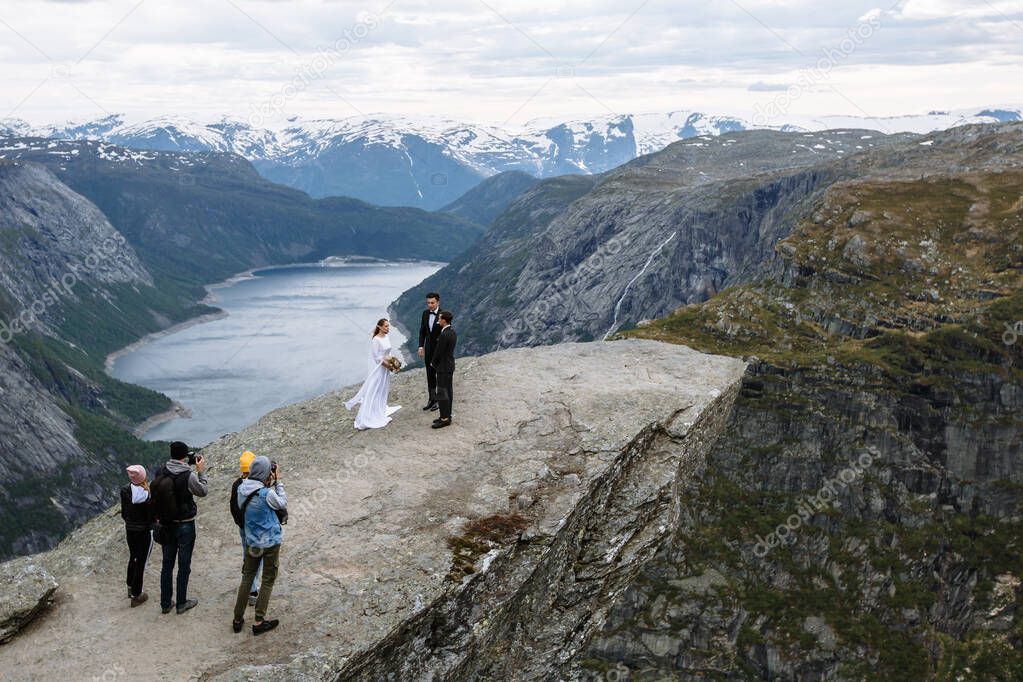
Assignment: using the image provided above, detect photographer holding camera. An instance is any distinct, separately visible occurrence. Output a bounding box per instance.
[232,455,287,635]
[151,441,208,615]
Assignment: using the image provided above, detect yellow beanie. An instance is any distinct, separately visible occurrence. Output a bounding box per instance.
[239,451,256,474]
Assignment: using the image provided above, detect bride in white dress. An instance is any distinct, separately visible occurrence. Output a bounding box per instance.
[345,318,402,430]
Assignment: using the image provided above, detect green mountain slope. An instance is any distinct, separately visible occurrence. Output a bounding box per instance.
[439,170,540,226]
[3,138,482,289]
[392,128,923,356]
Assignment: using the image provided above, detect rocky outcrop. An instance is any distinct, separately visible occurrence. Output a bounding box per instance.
[336,358,739,682]
[580,164,1023,678]
[0,556,57,644]
[0,340,745,681]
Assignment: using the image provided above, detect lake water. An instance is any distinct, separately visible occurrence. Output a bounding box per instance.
[109,261,441,446]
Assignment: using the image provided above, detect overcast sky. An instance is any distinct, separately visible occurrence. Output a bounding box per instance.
[1,0,1020,127]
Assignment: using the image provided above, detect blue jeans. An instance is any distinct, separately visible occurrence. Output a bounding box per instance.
[239,527,263,592]
[160,521,196,609]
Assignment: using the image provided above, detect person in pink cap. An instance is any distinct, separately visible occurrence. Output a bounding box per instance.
[121,464,154,607]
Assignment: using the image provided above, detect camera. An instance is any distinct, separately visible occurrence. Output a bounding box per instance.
[187,450,201,466]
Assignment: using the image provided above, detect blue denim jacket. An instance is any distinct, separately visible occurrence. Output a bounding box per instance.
[237,481,286,548]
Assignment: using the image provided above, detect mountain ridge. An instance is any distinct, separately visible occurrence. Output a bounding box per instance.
[394,122,1023,357]
[5,106,1019,209]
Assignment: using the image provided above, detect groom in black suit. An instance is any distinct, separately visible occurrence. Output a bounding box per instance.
[417,292,442,411]
[430,310,456,429]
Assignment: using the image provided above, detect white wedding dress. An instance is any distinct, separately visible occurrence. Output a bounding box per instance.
[345,335,402,430]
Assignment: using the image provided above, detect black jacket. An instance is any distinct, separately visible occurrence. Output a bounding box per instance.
[418,309,443,352]
[152,466,197,523]
[431,326,456,373]
[120,484,154,532]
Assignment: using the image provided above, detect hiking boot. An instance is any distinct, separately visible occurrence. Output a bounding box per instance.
[176,599,199,614]
[161,606,172,614]
[248,591,258,606]
[232,619,244,634]
[252,619,279,635]
[130,592,148,608]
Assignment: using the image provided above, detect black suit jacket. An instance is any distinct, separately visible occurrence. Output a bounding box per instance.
[419,309,442,351]
[431,326,456,374]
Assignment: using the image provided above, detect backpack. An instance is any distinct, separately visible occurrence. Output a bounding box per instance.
[231,481,262,528]
[151,469,191,524]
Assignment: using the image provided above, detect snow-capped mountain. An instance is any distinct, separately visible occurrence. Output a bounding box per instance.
[3,106,1019,210]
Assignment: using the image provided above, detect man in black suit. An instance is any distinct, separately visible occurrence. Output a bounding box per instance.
[417,292,443,411]
[430,310,456,429]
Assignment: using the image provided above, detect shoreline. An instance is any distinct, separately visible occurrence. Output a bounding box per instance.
[131,400,193,439]
[202,257,446,307]
[105,257,431,373]
[104,309,230,373]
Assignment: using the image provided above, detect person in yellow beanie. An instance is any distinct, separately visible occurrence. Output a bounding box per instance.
[230,451,262,605]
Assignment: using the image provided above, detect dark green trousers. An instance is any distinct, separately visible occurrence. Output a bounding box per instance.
[233,543,280,621]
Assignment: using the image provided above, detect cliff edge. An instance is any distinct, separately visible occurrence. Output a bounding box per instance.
[0,340,745,680]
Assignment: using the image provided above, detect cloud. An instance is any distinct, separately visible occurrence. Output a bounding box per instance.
[747,81,791,92]
[0,0,1019,125]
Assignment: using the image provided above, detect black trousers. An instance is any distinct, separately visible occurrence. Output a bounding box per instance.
[125,528,153,597]
[437,371,454,419]
[425,346,437,402]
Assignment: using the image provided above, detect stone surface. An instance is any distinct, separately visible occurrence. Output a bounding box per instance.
[0,556,57,644]
[0,339,745,681]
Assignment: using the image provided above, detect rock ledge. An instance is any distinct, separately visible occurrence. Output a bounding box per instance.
[0,340,745,681]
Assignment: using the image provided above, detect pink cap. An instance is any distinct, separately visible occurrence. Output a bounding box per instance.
[126,465,147,485]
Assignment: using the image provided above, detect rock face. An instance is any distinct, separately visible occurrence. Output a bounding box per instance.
[577,163,1023,677]
[0,340,745,681]
[393,128,906,355]
[0,556,57,644]
[0,162,153,317]
[0,342,87,556]
[0,161,169,558]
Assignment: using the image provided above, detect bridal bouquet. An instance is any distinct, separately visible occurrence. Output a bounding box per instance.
[383,355,403,373]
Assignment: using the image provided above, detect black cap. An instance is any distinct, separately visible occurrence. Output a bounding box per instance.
[170,441,190,460]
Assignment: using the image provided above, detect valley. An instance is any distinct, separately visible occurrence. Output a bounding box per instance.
[0,117,1019,680]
